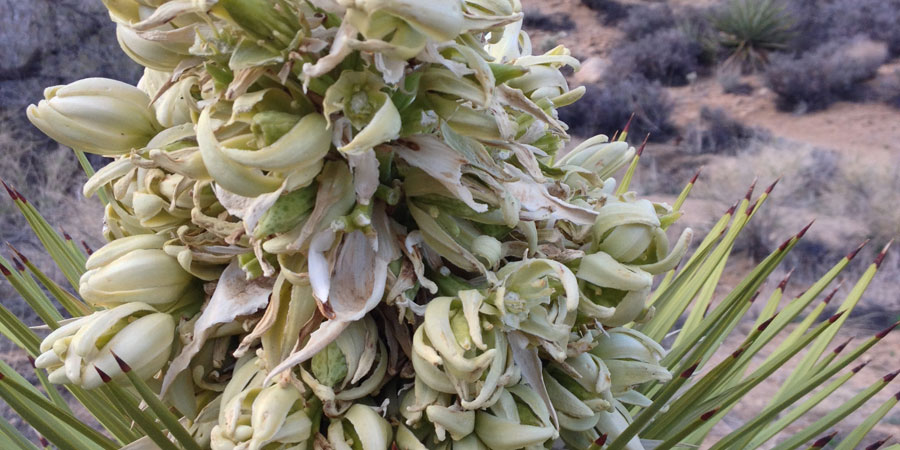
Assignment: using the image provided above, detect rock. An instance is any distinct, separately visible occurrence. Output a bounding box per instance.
[572,56,608,85]
[0,0,141,132]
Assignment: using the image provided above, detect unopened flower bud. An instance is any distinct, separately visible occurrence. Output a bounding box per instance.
[27,78,160,156]
[554,136,634,184]
[79,234,196,307]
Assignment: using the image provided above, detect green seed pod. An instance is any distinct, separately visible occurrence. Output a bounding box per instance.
[253,183,318,239]
[299,316,389,415]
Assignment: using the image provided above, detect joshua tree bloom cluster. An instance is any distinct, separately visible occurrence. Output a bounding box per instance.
[3,1,897,449]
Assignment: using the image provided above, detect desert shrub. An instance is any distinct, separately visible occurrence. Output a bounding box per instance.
[680,6,722,66]
[522,9,575,32]
[559,74,676,141]
[717,66,754,95]
[619,3,677,37]
[696,144,850,278]
[792,0,900,56]
[713,0,796,71]
[611,28,704,86]
[694,141,900,289]
[579,0,631,25]
[682,107,766,155]
[870,69,900,109]
[766,37,888,112]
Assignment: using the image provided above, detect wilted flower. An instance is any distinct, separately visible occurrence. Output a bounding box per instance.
[137,69,199,128]
[34,302,174,389]
[117,23,194,72]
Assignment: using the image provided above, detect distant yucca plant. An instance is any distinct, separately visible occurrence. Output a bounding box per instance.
[713,0,796,71]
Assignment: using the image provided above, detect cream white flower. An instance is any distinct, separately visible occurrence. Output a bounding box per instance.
[79,234,196,307]
[27,78,160,156]
[34,302,174,389]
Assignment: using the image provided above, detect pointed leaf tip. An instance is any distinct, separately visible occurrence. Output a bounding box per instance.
[882,369,900,383]
[823,282,844,305]
[12,258,25,272]
[681,362,700,378]
[39,436,49,448]
[731,347,745,359]
[833,337,853,355]
[745,201,757,216]
[0,179,17,201]
[758,314,777,331]
[636,134,649,156]
[6,243,28,264]
[595,434,608,446]
[0,264,10,277]
[876,321,900,339]
[852,360,869,373]
[744,177,759,201]
[690,168,702,184]
[61,229,72,241]
[726,201,738,215]
[93,366,112,383]
[111,352,132,373]
[874,239,893,267]
[894,391,900,401]
[701,409,719,421]
[81,241,93,255]
[798,220,815,239]
[27,356,35,368]
[748,290,761,303]
[622,113,635,135]
[764,175,781,194]
[847,239,870,261]
[777,269,795,290]
[812,431,837,447]
[828,310,845,323]
[865,437,891,450]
